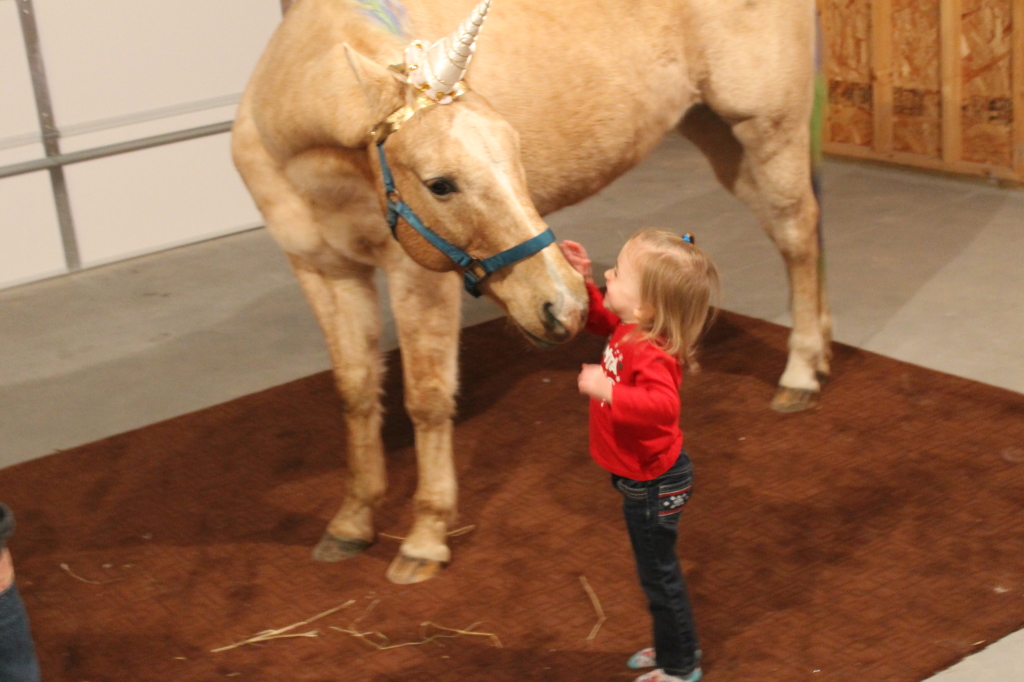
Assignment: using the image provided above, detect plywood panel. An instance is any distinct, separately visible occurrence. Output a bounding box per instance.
[892,0,942,156]
[815,0,1023,182]
[824,138,1024,181]
[824,0,874,146]
[960,0,1014,166]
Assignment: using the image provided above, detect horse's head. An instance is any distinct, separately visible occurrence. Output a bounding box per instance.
[372,91,588,346]
[339,7,587,347]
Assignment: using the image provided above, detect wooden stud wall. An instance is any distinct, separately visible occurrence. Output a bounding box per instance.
[894,0,941,157]
[823,0,875,146]
[822,0,1024,183]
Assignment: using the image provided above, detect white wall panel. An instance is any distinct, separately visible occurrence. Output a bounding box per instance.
[0,141,46,167]
[0,172,66,288]
[0,0,43,157]
[67,133,262,267]
[1,0,283,291]
[32,0,280,138]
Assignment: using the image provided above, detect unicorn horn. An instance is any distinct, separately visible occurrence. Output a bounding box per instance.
[406,0,491,102]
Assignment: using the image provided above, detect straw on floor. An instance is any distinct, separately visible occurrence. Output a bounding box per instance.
[2,310,1023,682]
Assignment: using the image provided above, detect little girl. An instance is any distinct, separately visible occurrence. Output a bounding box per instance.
[560,229,719,682]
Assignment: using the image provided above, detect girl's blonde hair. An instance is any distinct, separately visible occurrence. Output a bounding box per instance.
[624,229,720,371]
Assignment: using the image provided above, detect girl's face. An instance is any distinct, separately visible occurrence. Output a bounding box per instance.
[604,244,646,324]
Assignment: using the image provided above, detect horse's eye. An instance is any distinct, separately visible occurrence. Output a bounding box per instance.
[426,178,458,196]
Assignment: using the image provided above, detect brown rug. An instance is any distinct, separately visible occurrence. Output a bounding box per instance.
[2,311,1023,682]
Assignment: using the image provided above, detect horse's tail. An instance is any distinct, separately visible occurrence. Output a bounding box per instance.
[811,7,832,347]
[811,8,826,276]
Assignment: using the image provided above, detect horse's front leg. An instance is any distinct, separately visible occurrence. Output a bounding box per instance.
[289,255,388,561]
[385,262,462,584]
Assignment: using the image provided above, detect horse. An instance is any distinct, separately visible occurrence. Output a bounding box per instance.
[231,0,830,584]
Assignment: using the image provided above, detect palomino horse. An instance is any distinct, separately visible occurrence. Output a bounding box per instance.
[232,0,830,584]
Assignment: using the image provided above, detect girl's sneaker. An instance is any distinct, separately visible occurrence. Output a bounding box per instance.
[628,648,702,671]
[627,648,657,669]
[634,668,703,682]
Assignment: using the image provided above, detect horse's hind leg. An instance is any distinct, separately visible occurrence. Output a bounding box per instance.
[681,106,831,412]
[383,259,462,584]
[732,116,831,411]
[289,255,387,560]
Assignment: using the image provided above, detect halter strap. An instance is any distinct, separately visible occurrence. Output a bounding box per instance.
[377,140,554,297]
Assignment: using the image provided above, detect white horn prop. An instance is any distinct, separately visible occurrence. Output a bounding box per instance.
[404,0,491,104]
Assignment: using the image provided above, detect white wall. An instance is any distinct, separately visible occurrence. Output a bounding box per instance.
[0,0,282,289]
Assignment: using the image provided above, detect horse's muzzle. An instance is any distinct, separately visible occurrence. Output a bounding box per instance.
[541,301,572,343]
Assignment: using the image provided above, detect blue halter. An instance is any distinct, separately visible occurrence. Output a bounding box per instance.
[376,140,555,298]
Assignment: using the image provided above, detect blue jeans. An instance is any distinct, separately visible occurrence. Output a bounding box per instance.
[612,450,700,676]
[0,581,41,682]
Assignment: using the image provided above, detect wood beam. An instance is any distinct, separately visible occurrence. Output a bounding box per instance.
[872,0,894,152]
[1013,0,1024,174]
[940,0,963,163]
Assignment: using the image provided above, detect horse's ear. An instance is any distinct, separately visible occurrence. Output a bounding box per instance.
[343,43,406,123]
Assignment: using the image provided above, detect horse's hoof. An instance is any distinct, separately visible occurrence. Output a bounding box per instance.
[385,553,446,584]
[771,386,819,413]
[312,533,372,562]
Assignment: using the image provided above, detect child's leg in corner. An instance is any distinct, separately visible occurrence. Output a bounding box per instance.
[615,453,700,678]
[0,550,42,682]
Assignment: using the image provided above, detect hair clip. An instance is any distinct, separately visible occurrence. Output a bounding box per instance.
[682,233,695,244]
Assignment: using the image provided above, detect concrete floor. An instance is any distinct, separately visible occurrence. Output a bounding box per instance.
[1,135,1022,680]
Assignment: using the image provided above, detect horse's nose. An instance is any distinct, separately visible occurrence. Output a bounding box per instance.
[541,301,571,342]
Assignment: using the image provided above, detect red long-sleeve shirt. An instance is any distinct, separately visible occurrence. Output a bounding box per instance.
[584,281,684,480]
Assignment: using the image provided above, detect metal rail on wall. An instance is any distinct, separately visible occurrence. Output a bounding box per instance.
[4,0,289,274]
[14,0,79,269]
[0,121,235,181]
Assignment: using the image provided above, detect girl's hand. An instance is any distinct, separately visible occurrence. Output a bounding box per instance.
[559,240,594,283]
[578,364,613,403]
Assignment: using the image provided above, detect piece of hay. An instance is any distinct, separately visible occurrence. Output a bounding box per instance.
[331,620,502,650]
[579,576,607,643]
[332,599,501,650]
[60,563,124,585]
[211,601,355,653]
[424,621,502,648]
[379,525,476,541]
